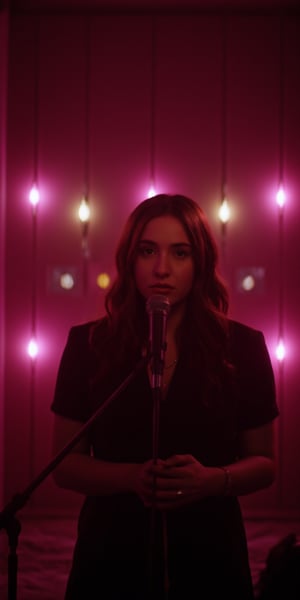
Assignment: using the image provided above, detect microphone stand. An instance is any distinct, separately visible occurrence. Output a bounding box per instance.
[148,359,169,600]
[0,355,148,600]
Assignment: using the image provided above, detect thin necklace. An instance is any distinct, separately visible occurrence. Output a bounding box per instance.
[164,358,177,370]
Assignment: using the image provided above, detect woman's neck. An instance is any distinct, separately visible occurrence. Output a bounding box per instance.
[166,300,186,339]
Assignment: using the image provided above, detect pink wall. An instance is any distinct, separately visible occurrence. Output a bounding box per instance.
[2,10,300,515]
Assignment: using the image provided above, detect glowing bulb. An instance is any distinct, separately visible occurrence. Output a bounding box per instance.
[219,198,230,224]
[97,272,110,289]
[276,339,285,361]
[27,338,38,359]
[242,275,255,291]
[147,185,156,198]
[60,272,75,290]
[29,184,40,207]
[78,197,90,223]
[276,186,286,208]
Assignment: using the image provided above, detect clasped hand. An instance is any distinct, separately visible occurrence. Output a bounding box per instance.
[135,454,213,510]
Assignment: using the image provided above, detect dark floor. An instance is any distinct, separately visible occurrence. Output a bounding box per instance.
[1,513,300,599]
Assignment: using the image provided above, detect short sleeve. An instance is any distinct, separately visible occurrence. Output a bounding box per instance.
[230,322,279,431]
[51,322,96,422]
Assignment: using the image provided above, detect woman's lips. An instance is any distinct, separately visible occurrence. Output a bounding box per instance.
[150,285,173,292]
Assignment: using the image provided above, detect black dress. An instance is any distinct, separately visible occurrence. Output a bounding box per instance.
[51,318,279,600]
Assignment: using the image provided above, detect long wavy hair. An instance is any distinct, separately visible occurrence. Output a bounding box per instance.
[91,194,231,385]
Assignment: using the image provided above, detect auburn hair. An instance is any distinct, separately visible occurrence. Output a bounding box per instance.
[91,194,230,386]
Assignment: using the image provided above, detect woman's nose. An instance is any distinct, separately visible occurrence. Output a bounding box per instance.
[153,252,170,275]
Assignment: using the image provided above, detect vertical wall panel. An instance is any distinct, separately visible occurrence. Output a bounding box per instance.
[5,15,39,505]
[278,16,300,511]
[225,16,281,511]
[0,8,9,509]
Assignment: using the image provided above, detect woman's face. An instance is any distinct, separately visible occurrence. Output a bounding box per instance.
[134,215,195,307]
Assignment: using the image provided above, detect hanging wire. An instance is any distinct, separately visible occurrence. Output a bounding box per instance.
[221,15,228,209]
[80,16,91,296]
[276,13,286,509]
[29,14,40,487]
[148,15,157,197]
[84,16,91,205]
[277,14,285,344]
[219,15,230,270]
[31,14,40,334]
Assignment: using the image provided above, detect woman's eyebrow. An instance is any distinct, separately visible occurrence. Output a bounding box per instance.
[171,242,192,248]
[138,239,191,247]
[138,239,156,244]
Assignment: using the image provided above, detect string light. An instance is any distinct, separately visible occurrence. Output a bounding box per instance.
[276,185,286,208]
[97,273,110,289]
[29,183,40,209]
[276,339,286,362]
[78,196,90,224]
[147,184,156,198]
[27,16,40,369]
[218,197,230,224]
[26,15,41,486]
[27,337,38,359]
[276,16,286,369]
[275,15,286,507]
[276,191,285,364]
[241,275,255,292]
[28,182,39,361]
[60,272,75,290]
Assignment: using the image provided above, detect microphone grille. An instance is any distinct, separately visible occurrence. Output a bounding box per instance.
[146,294,170,314]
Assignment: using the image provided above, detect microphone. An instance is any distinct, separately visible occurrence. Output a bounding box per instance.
[146,294,170,389]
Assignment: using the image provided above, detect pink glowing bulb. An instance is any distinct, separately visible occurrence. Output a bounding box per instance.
[29,184,40,207]
[276,339,285,361]
[27,338,38,359]
[276,186,286,208]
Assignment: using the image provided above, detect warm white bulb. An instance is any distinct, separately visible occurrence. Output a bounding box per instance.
[60,272,75,290]
[242,275,255,291]
[219,198,230,224]
[97,272,110,289]
[78,198,90,223]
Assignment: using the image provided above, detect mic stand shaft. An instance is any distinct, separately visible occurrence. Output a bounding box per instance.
[0,356,148,600]
[149,384,169,600]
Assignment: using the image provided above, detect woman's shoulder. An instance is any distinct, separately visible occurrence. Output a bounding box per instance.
[227,318,272,366]
[228,318,264,342]
[68,317,108,341]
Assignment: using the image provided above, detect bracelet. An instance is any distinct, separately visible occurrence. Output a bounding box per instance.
[220,466,232,496]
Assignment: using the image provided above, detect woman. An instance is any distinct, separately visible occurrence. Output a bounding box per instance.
[51,194,279,599]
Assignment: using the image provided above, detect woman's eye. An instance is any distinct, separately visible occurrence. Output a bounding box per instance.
[174,248,189,258]
[138,246,155,256]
